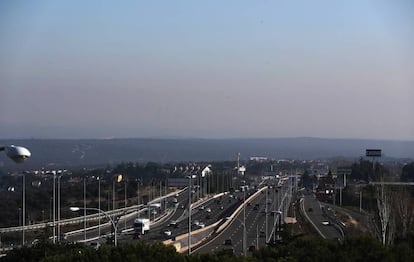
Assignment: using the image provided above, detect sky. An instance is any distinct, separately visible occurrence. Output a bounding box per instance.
[1,1,413,140]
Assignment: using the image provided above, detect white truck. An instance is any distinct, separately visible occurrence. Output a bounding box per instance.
[133,218,150,236]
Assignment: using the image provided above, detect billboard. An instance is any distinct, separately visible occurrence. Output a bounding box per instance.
[337,167,352,174]
[366,149,382,157]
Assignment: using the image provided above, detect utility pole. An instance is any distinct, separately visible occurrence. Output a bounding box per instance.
[265,187,268,242]
[53,172,56,244]
[57,174,62,242]
[112,180,115,216]
[188,176,192,254]
[83,178,86,241]
[243,180,247,256]
[22,173,25,246]
[98,176,101,239]
[124,180,127,230]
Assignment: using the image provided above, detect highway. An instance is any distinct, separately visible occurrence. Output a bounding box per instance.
[1,176,298,256]
[65,189,190,244]
[194,180,289,255]
[301,192,343,240]
[65,186,243,245]
[137,190,242,243]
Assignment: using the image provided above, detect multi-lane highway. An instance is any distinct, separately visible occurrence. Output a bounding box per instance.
[65,185,244,245]
[138,190,243,243]
[195,179,290,255]
[301,192,343,240]
[65,189,189,244]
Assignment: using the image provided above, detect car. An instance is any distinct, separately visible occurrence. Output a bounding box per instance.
[169,220,177,227]
[224,239,232,245]
[220,206,224,210]
[199,205,205,210]
[322,221,330,226]
[164,230,172,236]
[248,245,257,252]
[31,239,40,245]
[89,242,101,250]
[206,208,211,213]
[198,222,205,228]
[194,220,200,226]
[180,204,185,209]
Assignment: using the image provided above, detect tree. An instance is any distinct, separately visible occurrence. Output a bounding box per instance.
[376,183,393,245]
[401,163,414,182]
[393,187,414,239]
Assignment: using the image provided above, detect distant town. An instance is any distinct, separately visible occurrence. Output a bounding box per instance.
[1,140,414,260]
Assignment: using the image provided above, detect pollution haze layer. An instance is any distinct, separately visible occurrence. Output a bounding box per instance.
[0,138,413,170]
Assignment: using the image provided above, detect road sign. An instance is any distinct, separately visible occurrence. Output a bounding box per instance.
[337,167,352,174]
[366,149,382,157]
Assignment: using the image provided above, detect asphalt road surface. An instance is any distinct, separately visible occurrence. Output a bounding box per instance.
[301,192,343,240]
[195,183,286,255]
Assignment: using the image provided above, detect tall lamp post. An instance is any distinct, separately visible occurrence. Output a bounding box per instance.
[242,180,247,256]
[136,179,142,211]
[0,145,31,246]
[70,207,118,246]
[187,174,196,255]
[53,171,57,243]
[57,172,63,242]
[97,176,101,239]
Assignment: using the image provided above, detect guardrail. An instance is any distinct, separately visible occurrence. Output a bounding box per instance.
[0,188,186,234]
[299,196,326,238]
[267,183,292,243]
[165,188,266,253]
[216,187,266,234]
[0,205,143,234]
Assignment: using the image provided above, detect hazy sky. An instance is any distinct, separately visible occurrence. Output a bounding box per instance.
[1,1,413,140]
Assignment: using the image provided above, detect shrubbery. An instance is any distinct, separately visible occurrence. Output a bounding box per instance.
[2,236,414,262]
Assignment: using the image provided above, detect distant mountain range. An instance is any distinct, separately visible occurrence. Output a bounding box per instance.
[1,138,413,170]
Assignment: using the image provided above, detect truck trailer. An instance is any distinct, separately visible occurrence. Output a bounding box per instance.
[133,218,150,235]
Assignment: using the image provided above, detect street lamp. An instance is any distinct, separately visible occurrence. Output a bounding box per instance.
[57,173,63,242]
[1,145,31,246]
[53,171,57,243]
[70,207,118,246]
[273,211,282,243]
[241,180,247,256]
[97,176,101,240]
[187,174,197,255]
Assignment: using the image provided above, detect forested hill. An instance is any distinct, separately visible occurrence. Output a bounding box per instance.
[0,137,413,169]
